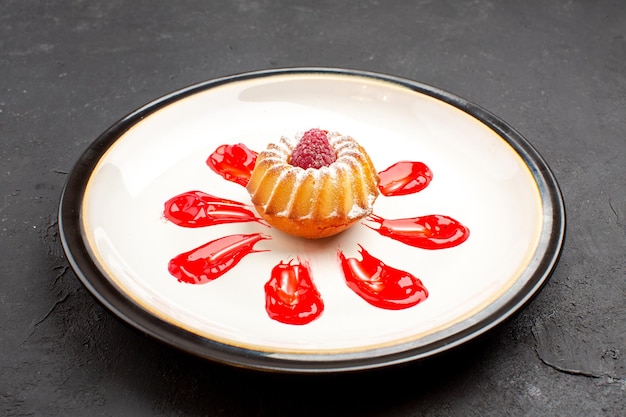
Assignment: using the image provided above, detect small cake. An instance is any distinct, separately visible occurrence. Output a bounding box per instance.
[247,129,379,239]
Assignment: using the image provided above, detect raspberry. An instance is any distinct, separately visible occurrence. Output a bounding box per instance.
[290,129,337,169]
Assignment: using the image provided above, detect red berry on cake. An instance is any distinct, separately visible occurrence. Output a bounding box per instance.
[290,128,337,169]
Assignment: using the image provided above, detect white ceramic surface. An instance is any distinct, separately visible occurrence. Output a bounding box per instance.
[80,73,543,354]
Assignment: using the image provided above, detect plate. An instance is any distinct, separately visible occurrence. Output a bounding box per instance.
[58,68,565,373]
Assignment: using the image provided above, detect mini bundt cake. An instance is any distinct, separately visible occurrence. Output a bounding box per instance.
[246,129,379,239]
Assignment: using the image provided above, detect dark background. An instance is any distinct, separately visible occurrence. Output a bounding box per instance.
[1,1,624,415]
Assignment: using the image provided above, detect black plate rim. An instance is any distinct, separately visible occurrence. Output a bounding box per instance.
[58,67,566,373]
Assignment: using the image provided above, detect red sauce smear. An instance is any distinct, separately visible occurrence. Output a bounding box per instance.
[264,258,324,325]
[378,161,433,196]
[168,233,271,284]
[163,190,264,227]
[364,214,469,249]
[206,143,258,187]
[338,245,428,310]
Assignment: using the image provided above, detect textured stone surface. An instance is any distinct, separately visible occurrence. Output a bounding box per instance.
[1,0,624,415]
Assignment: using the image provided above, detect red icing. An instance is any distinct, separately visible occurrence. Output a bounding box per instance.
[168,233,270,284]
[364,214,469,249]
[264,258,324,325]
[206,143,257,187]
[163,190,264,227]
[338,245,428,310]
[161,139,471,325]
[378,161,433,196]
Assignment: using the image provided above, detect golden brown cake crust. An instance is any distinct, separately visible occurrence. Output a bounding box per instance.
[252,205,359,239]
[247,131,379,239]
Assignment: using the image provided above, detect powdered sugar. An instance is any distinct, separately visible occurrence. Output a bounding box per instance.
[248,130,379,221]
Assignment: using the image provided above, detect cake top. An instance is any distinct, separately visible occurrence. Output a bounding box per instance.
[248,130,378,220]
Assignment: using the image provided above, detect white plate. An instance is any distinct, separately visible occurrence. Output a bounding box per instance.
[59,68,565,372]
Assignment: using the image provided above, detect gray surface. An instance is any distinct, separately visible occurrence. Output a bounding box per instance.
[1,0,624,415]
